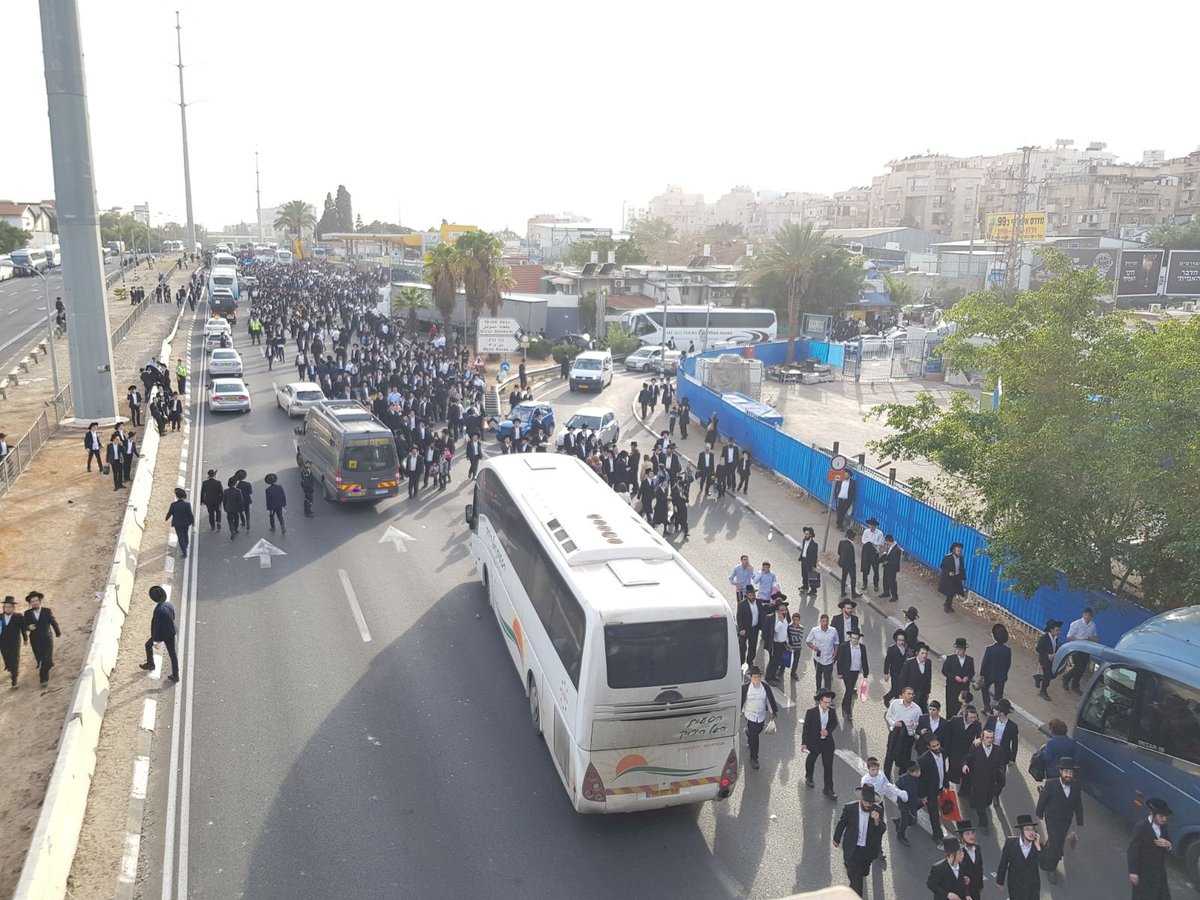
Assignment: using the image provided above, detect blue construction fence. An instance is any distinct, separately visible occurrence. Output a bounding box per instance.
[678,341,1153,645]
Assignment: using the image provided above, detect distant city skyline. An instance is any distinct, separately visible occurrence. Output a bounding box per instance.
[1,1,1197,234]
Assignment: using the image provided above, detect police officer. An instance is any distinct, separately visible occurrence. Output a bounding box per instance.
[300,460,317,517]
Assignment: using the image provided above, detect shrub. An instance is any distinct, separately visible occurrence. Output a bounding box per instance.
[551,343,582,365]
[525,336,554,360]
[605,324,641,357]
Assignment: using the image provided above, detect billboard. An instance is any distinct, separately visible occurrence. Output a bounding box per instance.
[1164,250,1200,296]
[986,212,1047,243]
[1116,250,1165,296]
[1028,247,1119,289]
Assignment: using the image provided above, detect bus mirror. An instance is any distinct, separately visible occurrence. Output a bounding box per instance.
[464,503,475,528]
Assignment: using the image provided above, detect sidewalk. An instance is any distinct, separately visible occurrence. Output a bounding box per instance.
[0,270,189,900]
[634,401,1081,736]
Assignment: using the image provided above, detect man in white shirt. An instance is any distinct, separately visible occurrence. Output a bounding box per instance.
[806,613,839,691]
[1062,607,1100,694]
[860,517,885,592]
[739,666,778,770]
[765,604,792,683]
[883,686,921,780]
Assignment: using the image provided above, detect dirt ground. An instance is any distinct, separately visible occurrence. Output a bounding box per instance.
[0,272,185,899]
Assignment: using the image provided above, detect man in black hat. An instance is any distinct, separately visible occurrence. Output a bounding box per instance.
[956,819,984,900]
[165,487,195,559]
[979,623,1011,710]
[836,627,869,716]
[832,598,859,645]
[139,585,179,683]
[837,528,862,599]
[996,814,1042,899]
[739,666,778,770]
[900,642,933,709]
[1036,756,1083,884]
[903,605,920,650]
[265,473,287,535]
[200,468,224,531]
[985,697,1019,775]
[926,836,970,899]
[802,689,839,799]
[23,591,60,686]
[962,727,1008,833]
[0,595,27,687]
[833,783,886,897]
[1127,797,1172,899]
[882,629,908,705]
[880,534,902,602]
[938,541,967,613]
[1034,619,1062,701]
[942,637,974,718]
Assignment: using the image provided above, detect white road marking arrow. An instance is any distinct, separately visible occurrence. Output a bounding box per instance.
[243,538,287,568]
[379,525,417,553]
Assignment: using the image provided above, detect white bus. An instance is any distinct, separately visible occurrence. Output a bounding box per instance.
[465,454,741,813]
[620,306,777,349]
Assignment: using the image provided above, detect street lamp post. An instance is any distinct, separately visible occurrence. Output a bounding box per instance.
[33,270,62,402]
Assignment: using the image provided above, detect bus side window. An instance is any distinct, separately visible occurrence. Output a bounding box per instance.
[1137,674,1200,765]
[1078,665,1137,742]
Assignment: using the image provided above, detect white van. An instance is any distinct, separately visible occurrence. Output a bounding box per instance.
[568,350,613,393]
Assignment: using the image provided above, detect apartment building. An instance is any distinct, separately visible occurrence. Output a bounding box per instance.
[646,185,712,233]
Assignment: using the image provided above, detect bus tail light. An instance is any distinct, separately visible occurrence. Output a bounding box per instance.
[581,763,607,803]
[717,749,738,798]
[335,471,343,487]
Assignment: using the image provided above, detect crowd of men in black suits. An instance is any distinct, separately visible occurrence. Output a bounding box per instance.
[0,591,61,688]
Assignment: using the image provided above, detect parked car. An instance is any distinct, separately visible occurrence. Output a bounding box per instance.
[559,332,593,350]
[624,346,667,372]
[0,256,14,281]
[204,317,232,337]
[208,378,251,413]
[494,401,555,443]
[275,381,326,417]
[648,349,683,376]
[555,406,620,450]
[208,348,244,378]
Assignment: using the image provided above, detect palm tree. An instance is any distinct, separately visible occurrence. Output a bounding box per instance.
[273,200,317,238]
[423,242,461,331]
[883,273,916,308]
[391,285,431,335]
[456,230,510,329]
[635,218,685,266]
[486,263,515,318]
[742,223,831,363]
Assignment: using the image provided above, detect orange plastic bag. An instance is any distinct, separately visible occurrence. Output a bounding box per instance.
[938,788,962,822]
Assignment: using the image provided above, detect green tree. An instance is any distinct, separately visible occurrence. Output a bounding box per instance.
[742,223,833,362]
[1147,219,1200,250]
[354,213,365,232]
[316,192,339,238]
[0,222,32,253]
[456,230,507,328]
[883,273,916,308]
[335,185,353,233]
[274,200,317,237]
[867,249,1200,608]
[423,241,461,330]
[391,285,431,334]
[578,290,598,335]
[567,236,649,267]
[360,220,414,235]
[633,218,687,265]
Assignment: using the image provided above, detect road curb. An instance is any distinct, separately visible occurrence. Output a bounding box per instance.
[628,398,1048,735]
[15,303,189,900]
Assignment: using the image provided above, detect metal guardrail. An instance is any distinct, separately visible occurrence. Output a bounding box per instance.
[110,295,150,349]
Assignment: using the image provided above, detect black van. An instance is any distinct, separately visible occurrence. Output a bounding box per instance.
[293,401,400,502]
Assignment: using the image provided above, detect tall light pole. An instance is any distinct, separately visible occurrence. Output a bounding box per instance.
[255,149,264,243]
[33,270,62,401]
[38,0,118,422]
[176,11,197,254]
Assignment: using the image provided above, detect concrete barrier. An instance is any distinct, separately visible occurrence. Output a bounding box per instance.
[14,305,186,900]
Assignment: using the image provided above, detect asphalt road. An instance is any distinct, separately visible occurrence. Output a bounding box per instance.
[142,327,1188,899]
[0,257,123,371]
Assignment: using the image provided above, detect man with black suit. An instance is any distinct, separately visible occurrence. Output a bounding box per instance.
[127,385,144,426]
[938,541,968,612]
[222,476,244,538]
[165,488,195,558]
[200,468,224,531]
[882,630,908,704]
[956,820,984,900]
[996,814,1042,900]
[696,444,715,498]
[405,446,423,497]
[84,422,103,472]
[838,529,862,598]
[23,591,60,686]
[832,598,859,644]
[798,526,819,595]
[926,836,970,900]
[1034,619,1061,700]
[833,473,857,528]
[979,623,1011,709]
[107,433,126,489]
[941,638,975,718]
[734,448,752,493]
[880,534,902,602]
[465,434,483,479]
[961,728,1008,833]
[735,587,763,666]
[1127,796,1172,900]
[900,643,933,709]
[833,784,887,897]
[915,699,947,754]
[918,733,950,844]
[1,595,29,687]
[1036,756,1083,884]
[140,585,179,683]
[836,628,869,716]
[985,697,1019,771]
[718,439,739,497]
[802,689,839,799]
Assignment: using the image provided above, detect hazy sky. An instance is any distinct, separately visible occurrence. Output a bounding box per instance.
[2,1,1196,234]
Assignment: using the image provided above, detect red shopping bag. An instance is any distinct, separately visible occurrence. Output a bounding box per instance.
[938,787,963,822]
[858,677,869,703]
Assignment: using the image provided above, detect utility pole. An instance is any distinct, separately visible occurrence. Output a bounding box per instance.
[255,150,264,243]
[37,0,118,423]
[176,11,197,254]
[1001,145,1036,297]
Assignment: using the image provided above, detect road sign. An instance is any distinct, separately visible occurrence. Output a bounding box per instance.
[830,454,849,472]
[379,524,417,553]
[477,317,520,336]
[499,361,511,373]
[477,334,519,354]
[243,538,286,569]
[826,469,850,483]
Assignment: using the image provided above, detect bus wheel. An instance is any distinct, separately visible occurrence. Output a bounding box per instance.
[1185,837,1200,886]
[528,677,542,735]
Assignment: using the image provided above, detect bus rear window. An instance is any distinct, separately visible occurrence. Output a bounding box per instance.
[341,440,396,471]
[604,620,728,689]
